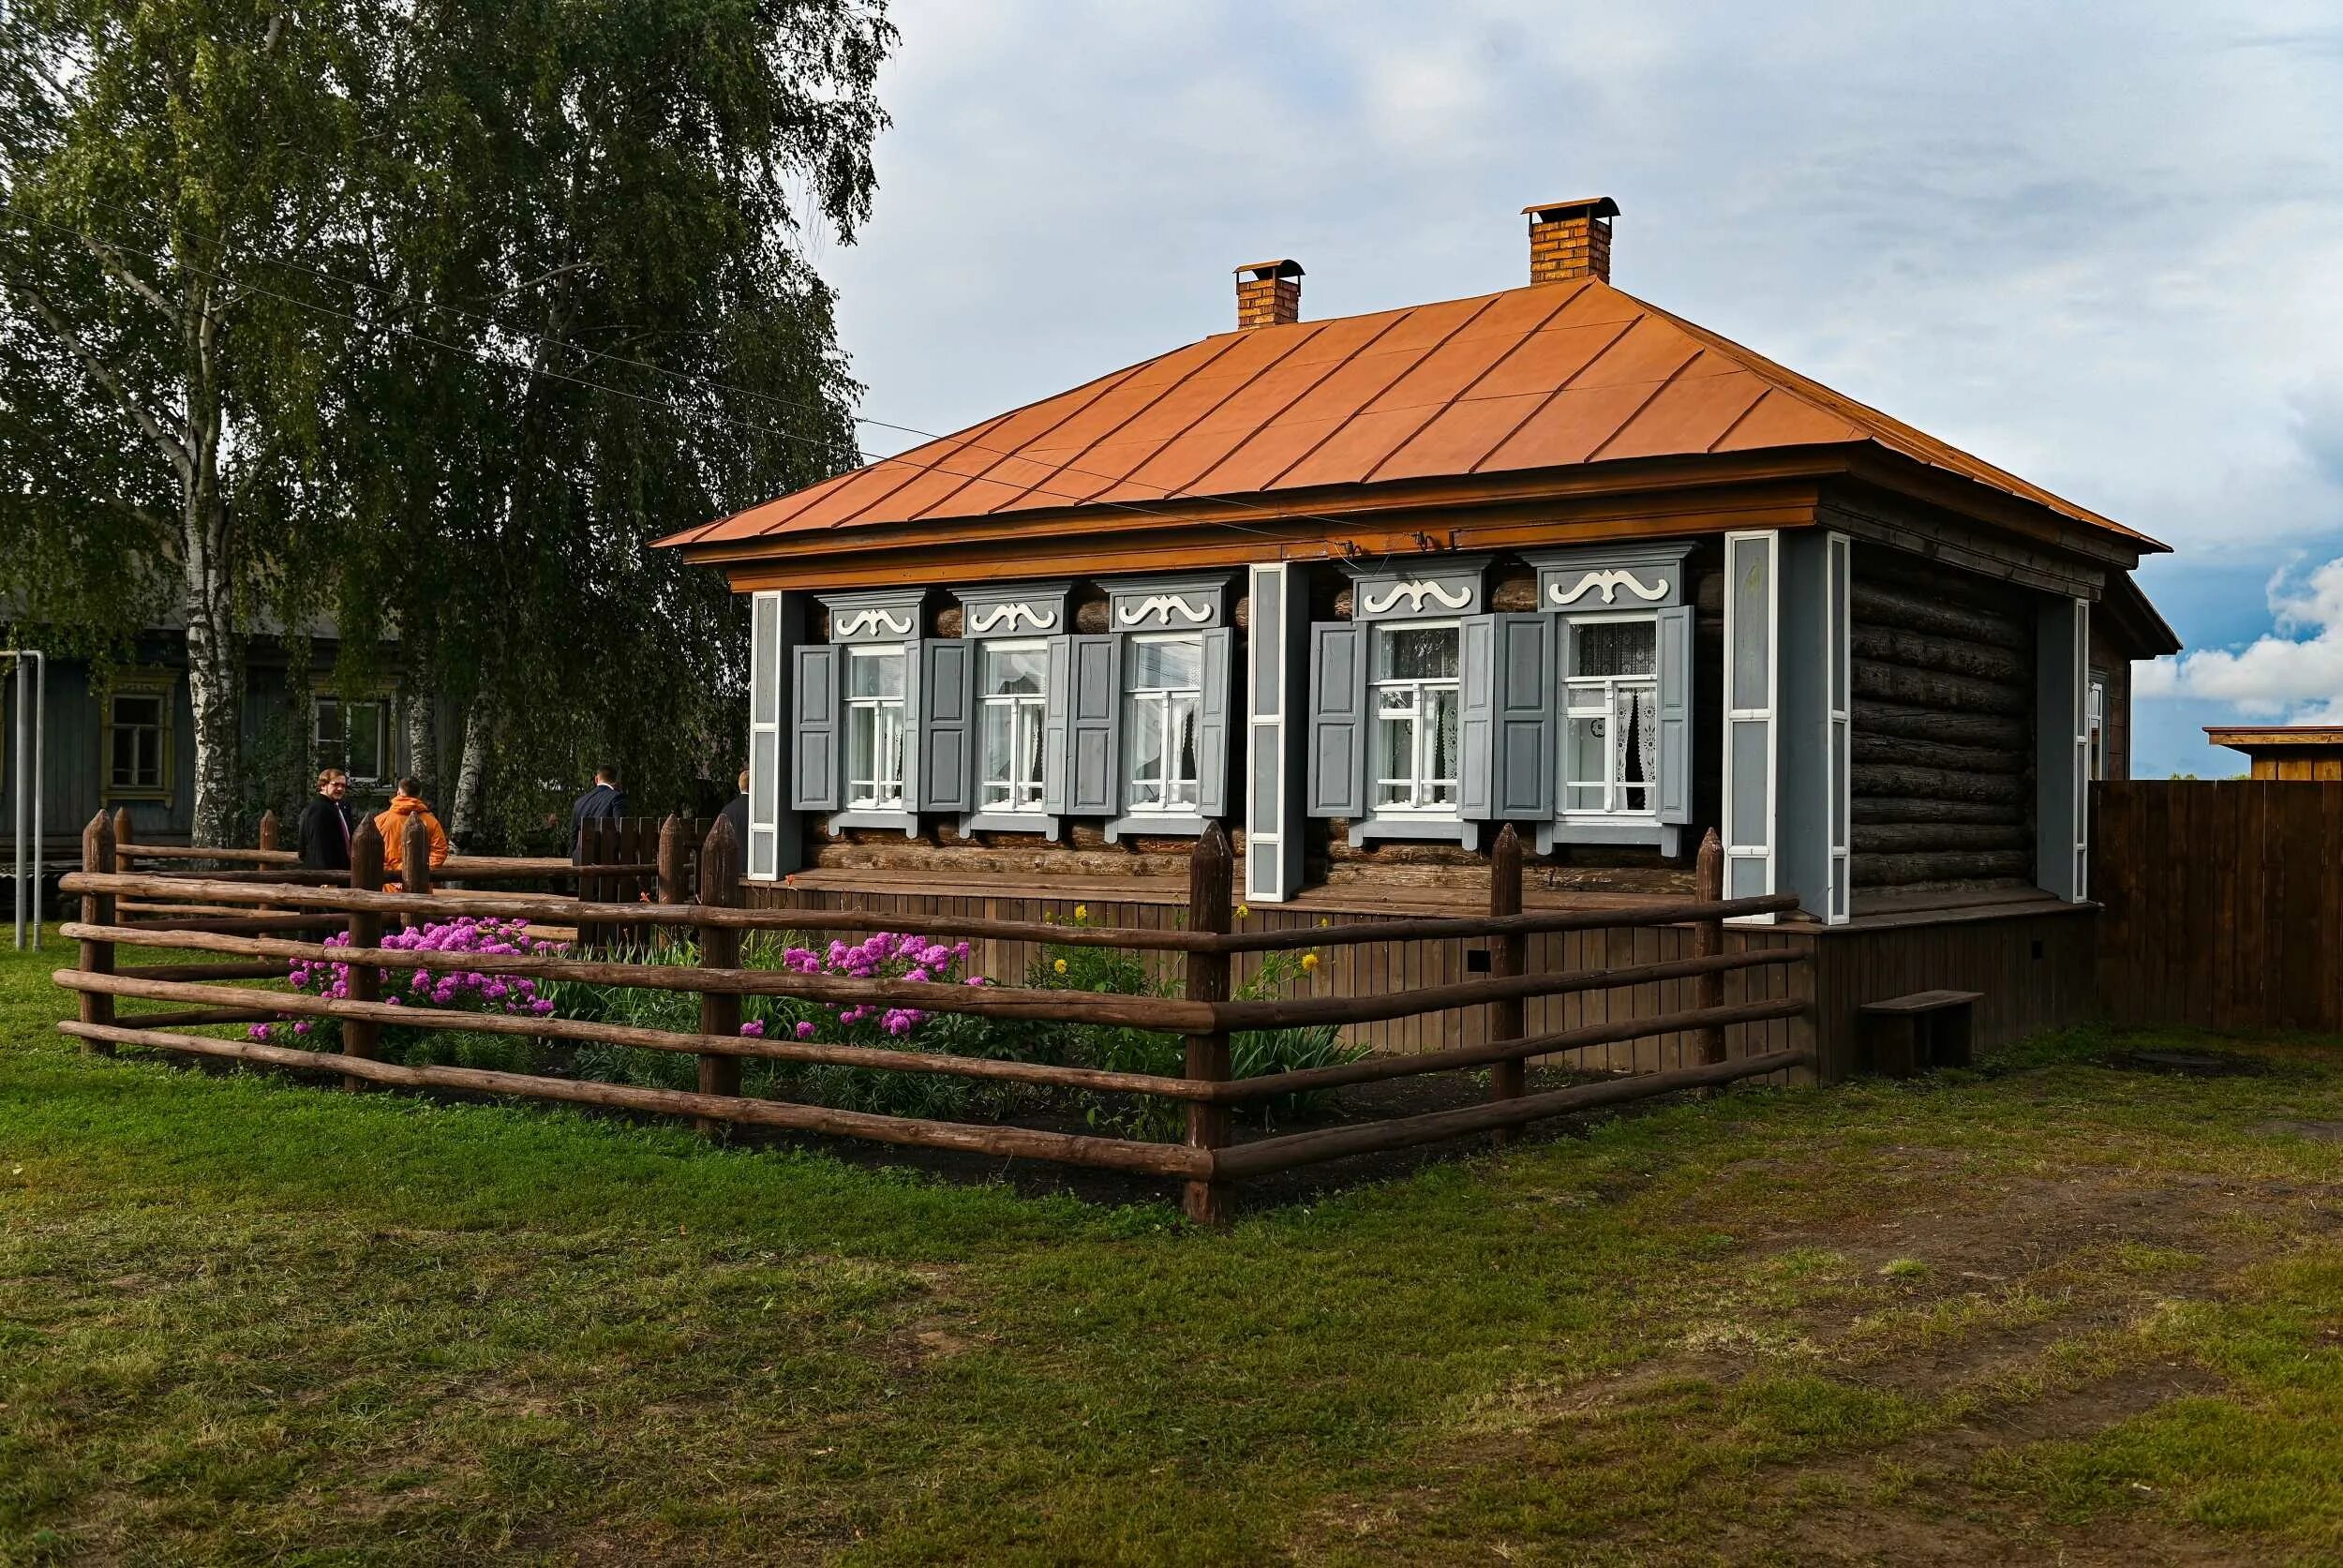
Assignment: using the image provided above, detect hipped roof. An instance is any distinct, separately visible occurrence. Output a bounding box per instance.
[660,276,2162,553]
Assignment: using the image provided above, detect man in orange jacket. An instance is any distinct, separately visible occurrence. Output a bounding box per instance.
[374,778,451,884]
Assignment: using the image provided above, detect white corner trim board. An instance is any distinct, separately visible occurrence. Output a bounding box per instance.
[1549,569,1670,606]
[968,603,1058,635]
[1115,595,1213,628]
[835,607,915,637]
[1361,579,1473,615]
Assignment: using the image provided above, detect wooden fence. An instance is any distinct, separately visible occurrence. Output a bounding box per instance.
[53,812,1813,1220]
[2093,778,2343,1033]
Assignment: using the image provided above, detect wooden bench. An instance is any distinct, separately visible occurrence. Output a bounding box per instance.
[1857,990,1983,1077]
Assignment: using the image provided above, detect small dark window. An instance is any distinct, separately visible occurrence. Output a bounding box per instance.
[106,690,167,793]
[2031,939,2045,961]
[1466,948,1492,974]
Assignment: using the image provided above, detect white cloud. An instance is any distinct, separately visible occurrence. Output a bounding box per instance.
[2140,555,2343,720]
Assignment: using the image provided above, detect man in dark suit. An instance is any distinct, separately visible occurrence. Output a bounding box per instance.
[570,766,628,861]
[718,768,751,851]
[296,769,357,870]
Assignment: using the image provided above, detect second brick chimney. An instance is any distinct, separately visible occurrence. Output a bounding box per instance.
[1235,259,1304,328]
[1524,198,1619,285]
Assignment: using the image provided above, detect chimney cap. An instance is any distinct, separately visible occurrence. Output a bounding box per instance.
[1234,258,1306,280]
[1522,197,1620,221]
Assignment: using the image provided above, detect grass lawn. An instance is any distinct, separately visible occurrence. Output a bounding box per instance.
[4,930,2341,1563]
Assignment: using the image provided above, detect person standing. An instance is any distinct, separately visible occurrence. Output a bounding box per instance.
[296,769,356,871]
[570,766,628,861]
[718,768,751,851]
[373,778,451,884]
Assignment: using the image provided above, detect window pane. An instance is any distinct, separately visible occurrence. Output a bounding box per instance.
[982,644,1047,696]
[1170,693,1199,795]
[1574,620,1655,679]
[346,702,383,780]
[1018,702,1045,806]
[1426,688,1458,788]
[981,703,1012,802]
[313,697,343,748]
[849,705,876,794]
[1377,624,1457,680]
[1730,538,1771,710]
[1376,713,1414,802]
[1129,636,1201,690]
[1618,687,1651,812]
[1128,693,1165,805]
[850,647,904,698]
[1565,714,1606,788]
[115,695,161,728]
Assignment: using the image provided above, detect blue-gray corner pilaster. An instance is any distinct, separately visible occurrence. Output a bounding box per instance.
[2037,595,2090,902]
[1774,531,1852,924]
[746,590,806,880]
[1245,562,1310,902]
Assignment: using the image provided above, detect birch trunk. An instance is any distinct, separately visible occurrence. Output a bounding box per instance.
[451,698,492,845]
[404,691,436,793]
[180,275,241,849]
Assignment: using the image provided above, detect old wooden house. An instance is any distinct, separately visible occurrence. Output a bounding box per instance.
[656,197,2181,1076]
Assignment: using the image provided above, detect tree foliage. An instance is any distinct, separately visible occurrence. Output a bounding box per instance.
[0,0,891,844]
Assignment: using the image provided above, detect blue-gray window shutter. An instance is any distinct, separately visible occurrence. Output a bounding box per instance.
[1305,622,1367,818]
[790,644,841,812]
[1196,627,1233,819]
[1459,615,1496,819]
[1067,634,1121,815]
[1658,604,1693,825]
[1493,613,1555,820]
[918,638,975,814]
[1040,635,1072,814]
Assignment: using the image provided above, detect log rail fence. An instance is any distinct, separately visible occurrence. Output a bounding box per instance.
[54,813,1813,1221]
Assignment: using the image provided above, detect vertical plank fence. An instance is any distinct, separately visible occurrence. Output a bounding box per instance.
[2094,779,2343,1032]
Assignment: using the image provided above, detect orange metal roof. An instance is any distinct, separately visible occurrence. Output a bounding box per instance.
[660,276,2159,551]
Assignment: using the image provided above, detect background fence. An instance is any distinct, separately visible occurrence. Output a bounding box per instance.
[2093,779,2343,1033]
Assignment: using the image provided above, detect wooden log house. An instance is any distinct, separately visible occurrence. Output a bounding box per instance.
[656,197,2182,1078]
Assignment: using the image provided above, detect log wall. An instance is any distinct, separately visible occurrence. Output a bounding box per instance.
[1849,545,2037,898]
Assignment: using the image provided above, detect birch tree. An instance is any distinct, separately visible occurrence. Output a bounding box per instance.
[0,1,378,844]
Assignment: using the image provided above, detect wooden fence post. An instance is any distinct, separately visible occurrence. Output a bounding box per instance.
[656,814,687,951]
[342,818,384,1090]
[695,816,743,1138]
[1486,823,1526,1146]
[257,810,279,854]
[400,814,434,920]
[78,813,116,1054]
[1182,820,1236,1225]
[1694,828,1726,1066]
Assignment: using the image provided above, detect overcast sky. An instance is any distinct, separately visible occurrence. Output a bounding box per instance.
[813,0,2343,777]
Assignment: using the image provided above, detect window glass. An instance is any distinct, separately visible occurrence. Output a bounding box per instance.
[345,699,386,783]
[1729,538,1772,711]
[1562,618,1657,815]
[1371,622,1460,812]
[845,646,908,809]
[1127,634,1202,812]
[978,639,1048,811]
[108,692,166,791]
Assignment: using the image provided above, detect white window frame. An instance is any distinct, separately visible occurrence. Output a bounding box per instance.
[978,637,1050,814]
[1560,611,1661,821]
[1371,620,1462,815]
[1124,631,1203,815]
[314,693,393,785]
[2086,671,2108,782]
[844,645,908,811]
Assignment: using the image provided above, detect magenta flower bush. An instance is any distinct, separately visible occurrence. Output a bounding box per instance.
[746,932,985,1041]
[250,917,567,1047]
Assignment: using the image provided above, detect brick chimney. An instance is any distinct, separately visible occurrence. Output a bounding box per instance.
[1524,198,1619,285]
[1235,259,1304,328]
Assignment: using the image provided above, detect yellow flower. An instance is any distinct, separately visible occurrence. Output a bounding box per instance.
[1301,951,1321,972]
[1053,958,1068,975]
[1236,903,1250,918]
[1073,903,1088,920]
[1317,917,1331,928]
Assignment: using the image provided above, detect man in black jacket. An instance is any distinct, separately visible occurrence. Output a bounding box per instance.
[297,769,356,871]
[718,768,751,851]
[570,766,628,861]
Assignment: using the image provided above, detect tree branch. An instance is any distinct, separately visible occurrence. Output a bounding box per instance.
[2,272,195,484]
[80,233,183,325]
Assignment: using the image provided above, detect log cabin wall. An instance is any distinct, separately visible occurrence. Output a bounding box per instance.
[2087,617,2134,782]
[1848,544,2038,903]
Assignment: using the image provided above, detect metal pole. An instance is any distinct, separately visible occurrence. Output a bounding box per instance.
[29,651,43,950]
[12,655,23,949]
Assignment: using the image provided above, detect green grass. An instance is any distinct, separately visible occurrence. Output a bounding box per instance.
[5,929,2342,1562]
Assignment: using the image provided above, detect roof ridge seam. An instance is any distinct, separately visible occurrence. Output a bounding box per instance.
[1580,349,1709,464]
[1358,281,1591,486]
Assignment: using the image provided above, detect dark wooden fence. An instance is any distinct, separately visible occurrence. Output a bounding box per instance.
[54,814,1814,1221]
[2093,779,2343,1033]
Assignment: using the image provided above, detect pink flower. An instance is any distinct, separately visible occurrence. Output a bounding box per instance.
[794,1021,816,1039]
[739,1020,766,1038]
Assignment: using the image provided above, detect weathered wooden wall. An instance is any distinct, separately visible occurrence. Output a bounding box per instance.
[1848,544,2037,897]
[2094,779,2343,1032]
